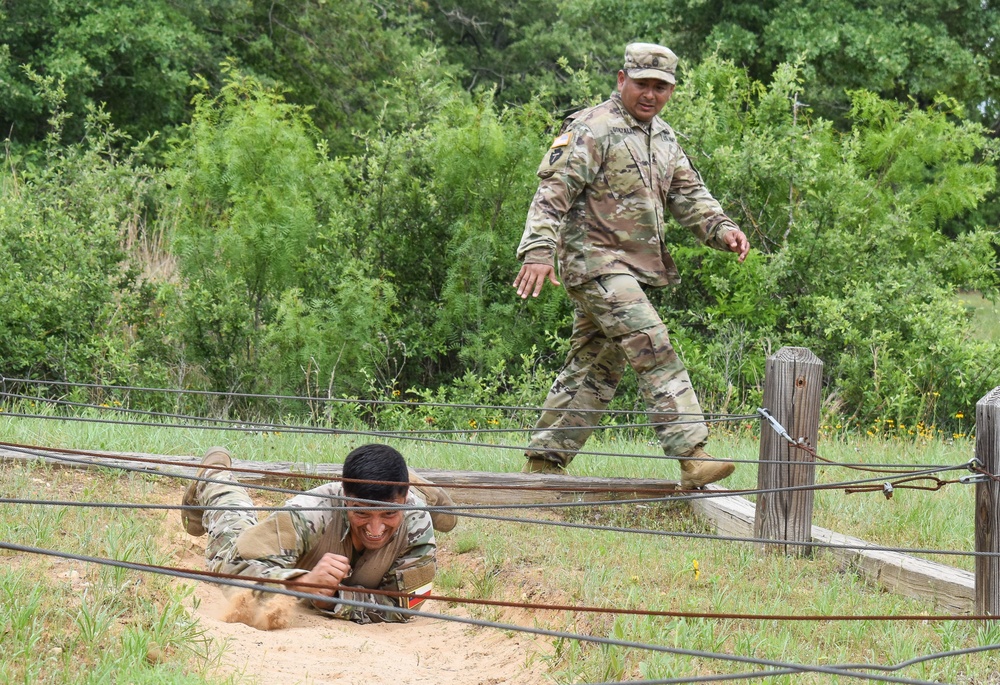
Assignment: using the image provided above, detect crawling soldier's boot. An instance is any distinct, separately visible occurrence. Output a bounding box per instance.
[181,446,232,536]
[408,468,458,533]
[678,444,735,489]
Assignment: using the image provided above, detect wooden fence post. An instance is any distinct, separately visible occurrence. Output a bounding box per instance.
[754,346,823,557]
[975,386,1000,616]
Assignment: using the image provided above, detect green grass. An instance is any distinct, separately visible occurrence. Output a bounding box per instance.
[2,413,999,683]
[0,462,229,685]
[958,291,1000,341]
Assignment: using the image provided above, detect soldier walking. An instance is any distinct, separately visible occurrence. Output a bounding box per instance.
[513,43,750,487]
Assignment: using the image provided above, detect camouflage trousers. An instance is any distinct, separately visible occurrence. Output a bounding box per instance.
[527,273,708,467]
[196,469,261,576]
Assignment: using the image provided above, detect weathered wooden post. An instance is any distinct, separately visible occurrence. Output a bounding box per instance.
[754,346,823,557]
[975,387,1000,617]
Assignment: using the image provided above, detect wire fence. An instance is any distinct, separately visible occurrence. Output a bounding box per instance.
[0,376,994,683]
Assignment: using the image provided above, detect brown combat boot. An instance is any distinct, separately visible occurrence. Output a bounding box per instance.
[678,444,735,489]
[408,468,458,533]
[521,457,566,474]
[181,446,232,536]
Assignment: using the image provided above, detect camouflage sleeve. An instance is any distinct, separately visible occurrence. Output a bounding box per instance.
[665,150,736,252]
[220,483,343,588]
[516,122,602,265]
[317,508,437,624]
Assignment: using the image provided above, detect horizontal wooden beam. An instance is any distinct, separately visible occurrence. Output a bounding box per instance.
[0,447,680,504]
[691,484,974,613]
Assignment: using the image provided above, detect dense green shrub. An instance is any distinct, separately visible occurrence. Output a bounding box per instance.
[0,74,169,389]
[330,88,574,390]
[654,59,1000,427]
[165,66,412,403]
[3,10,998,433]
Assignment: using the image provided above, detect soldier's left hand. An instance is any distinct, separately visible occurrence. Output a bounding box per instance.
[723,228,750,263]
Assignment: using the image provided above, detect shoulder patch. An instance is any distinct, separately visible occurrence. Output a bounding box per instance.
[406,582,433,609]
[550,132,572,149]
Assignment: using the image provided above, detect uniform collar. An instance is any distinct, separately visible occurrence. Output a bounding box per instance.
[610,92,669,136]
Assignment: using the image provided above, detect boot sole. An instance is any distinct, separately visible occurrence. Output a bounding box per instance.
[182,447,232,536]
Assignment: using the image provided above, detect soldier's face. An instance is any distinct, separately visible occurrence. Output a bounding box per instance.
[346,495,406,551]
[617,72,674,122]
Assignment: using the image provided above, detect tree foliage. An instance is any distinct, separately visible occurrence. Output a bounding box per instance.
[0,73,167,386]
[415,0,1000,131]
[1,2,998,430]
[0,0,212,144]
[165,66,400,397]
[0,0,446,154]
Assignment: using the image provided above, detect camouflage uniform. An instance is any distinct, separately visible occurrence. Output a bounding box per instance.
[517,89,740,466]
[197,469,436,624]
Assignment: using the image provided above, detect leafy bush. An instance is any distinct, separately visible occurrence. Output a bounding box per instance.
[657,58,1000,428]
[0,72,169,390]
[331,87,573,390]
[165,66,411,403]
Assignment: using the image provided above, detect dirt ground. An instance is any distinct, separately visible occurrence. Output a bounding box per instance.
[172,531,552,685]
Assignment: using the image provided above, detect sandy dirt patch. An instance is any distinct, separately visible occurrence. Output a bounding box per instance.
[174,535,551,685]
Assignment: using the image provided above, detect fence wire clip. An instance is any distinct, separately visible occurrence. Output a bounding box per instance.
[960,457,989,485]
[882,482,894,500]
[756,407,794,443]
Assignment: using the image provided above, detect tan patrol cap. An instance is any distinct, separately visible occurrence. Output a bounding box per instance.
[623,42,677,84]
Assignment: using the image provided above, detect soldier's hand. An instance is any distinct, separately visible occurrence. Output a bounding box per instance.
[723,227,750,263]
[295,553,351,599]
[514,263,560,298]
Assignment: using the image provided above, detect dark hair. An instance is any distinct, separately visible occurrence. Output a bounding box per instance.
[342,444,409,502]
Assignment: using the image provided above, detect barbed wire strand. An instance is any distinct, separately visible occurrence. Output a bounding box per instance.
[0,403,963,473]
[0,407,768,467]
[0,375,758,418]
[0,390,741,435]
[1,438,968,501]
[583,638,1000,685]
[7,493,994,559]
[1,440,970,515]
[5,534,993,623]
[2,440,992,559]
[0,381,966,474]
[0,465,966,518]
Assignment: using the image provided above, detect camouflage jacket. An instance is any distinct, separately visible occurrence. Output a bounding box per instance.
[517,92,737,288]
[230,483,436,624]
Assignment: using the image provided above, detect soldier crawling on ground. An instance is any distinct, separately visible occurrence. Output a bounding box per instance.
[513,42,751,486]
[181,442,456,623]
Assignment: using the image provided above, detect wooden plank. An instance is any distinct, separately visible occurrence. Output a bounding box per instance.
[975,386,1000,616]
[694,484,974,613]
[755,346,822,557]
[0,446,681,505]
